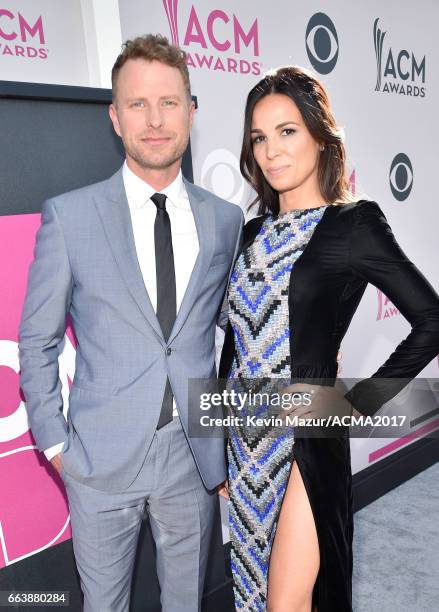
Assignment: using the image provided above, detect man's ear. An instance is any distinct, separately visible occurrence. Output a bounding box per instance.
[109,103,121,137]
[188,100,196,130]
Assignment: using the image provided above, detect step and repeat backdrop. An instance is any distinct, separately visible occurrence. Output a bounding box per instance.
[118,0,439,477]
[0,0,438,593]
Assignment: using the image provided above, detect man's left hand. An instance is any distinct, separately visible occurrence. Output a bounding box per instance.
[216,480,229,500]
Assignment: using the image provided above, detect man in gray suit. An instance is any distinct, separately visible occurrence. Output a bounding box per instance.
[19,34,243,611]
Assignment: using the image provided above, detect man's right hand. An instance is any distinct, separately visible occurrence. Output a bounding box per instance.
[50,453,63,475]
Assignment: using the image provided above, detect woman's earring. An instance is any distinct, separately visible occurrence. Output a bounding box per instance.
[320,144,325,152]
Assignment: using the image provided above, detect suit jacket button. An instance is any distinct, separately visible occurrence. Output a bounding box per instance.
[166,348,172,356]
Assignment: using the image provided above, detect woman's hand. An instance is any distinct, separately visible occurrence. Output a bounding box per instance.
[279,383,354,424]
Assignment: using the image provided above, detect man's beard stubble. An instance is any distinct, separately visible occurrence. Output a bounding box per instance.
[125,134,189,171]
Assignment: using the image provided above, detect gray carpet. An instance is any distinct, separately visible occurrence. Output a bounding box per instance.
[353,462,439,611]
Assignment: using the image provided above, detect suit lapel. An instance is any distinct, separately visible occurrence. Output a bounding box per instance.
[167,179,215,344]
[93,169,164,343]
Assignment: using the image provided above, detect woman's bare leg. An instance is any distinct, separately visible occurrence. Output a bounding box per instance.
[267,460,320,612]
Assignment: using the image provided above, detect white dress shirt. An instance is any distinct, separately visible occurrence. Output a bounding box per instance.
[44,162,199,461]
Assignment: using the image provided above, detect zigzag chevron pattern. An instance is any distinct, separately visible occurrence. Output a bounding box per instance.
[226,206,328,609]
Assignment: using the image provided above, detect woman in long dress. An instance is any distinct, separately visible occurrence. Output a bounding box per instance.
[219,66,439,611]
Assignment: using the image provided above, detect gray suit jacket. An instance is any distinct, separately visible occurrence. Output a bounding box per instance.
[19,167,243,492]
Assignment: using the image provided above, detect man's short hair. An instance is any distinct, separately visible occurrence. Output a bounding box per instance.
[111,34,191,102]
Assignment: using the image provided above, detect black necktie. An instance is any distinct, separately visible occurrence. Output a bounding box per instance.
[151,193,176,429]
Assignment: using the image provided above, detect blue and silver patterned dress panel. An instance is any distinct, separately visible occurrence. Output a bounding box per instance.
[227,205,328,610]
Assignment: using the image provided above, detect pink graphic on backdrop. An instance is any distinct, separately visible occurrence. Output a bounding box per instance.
[0,448,70,567]
[376,289,400,321]
[0,9,45,44]
[0,9,47,59]
[182,6,259,55]
[162,0,180,46]
[369,417,439,463]
[0,214,72,568]
[161,1,261,75]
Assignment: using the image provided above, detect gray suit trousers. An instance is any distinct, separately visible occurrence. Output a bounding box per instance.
[61,416,217,612]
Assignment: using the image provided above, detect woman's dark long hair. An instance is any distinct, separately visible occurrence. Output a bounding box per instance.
[240,65,354,215]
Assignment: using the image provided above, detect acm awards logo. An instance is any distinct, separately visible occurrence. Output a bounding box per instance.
[305,13,338,74]
[389,153,413,201]
[162,0,261,75]
[374,18,425,97]
[376,289,399,321]
[0,9,48,59]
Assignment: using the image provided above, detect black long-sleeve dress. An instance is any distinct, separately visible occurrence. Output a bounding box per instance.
[219,200,439,611]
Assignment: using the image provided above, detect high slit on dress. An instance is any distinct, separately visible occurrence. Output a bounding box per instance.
[293,429,353,611]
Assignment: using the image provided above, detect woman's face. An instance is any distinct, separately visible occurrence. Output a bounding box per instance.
[250,93,322,198]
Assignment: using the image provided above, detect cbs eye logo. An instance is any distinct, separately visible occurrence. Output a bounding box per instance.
[201,149,245,203]
[306,13,339,74]
[389,153,413,201]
